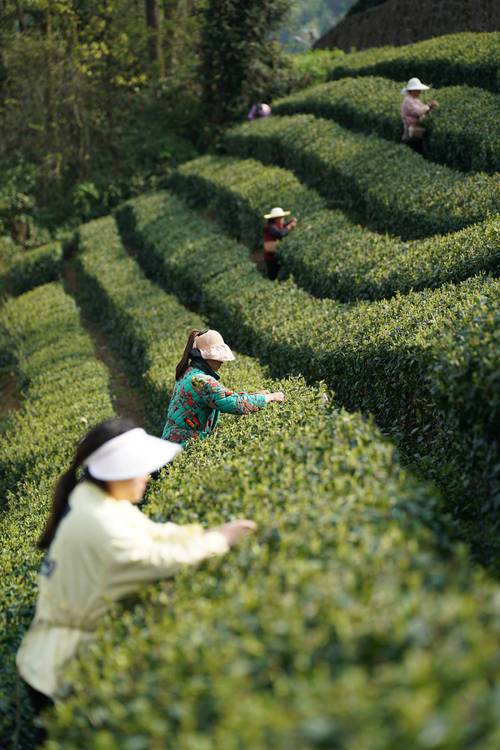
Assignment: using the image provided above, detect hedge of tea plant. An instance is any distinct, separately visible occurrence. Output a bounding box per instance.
[46,409,500,749]
[38,210,500,748]
[273,78,500,173]
[1,240,64,296]
[326,32,500,92]
[119,192,500,553]
[169,155,327,250]
[170,155,500,301]
[223,115,500,239]
[0,283,114,747]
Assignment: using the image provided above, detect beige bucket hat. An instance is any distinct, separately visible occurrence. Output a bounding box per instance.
[401,77,431,94]
[264,207,291,220]
[194,330,235,362]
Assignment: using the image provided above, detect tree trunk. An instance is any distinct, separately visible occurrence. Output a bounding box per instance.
[145,0,164,74]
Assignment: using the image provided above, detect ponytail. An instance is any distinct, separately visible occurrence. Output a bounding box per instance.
[37,463,80,550]
[175,329,201,380]
[37,418,137,550]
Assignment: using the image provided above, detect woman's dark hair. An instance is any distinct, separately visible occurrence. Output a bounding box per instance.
[37,418,138,550]
[175,329,201,381]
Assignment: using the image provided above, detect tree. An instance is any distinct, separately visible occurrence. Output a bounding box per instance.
[197,0,291,129]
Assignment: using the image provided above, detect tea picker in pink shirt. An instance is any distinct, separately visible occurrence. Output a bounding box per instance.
[400,77,439,154]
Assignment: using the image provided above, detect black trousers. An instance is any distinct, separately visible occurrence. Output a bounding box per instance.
[24,681,54,746]
[407,137,424,155]
[264,253,280,280]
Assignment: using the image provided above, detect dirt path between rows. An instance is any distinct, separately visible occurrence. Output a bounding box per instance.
[0,368,21,420]
[63,263,149,428]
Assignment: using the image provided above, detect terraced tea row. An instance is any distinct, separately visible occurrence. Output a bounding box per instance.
[119,191,500,555]
[0,284,114,747]
[224,115,500,239]
[273,77,500,173]
[171,155,500,301]
[326,32,500,92]
[41,214,500,749]
[0,240,63,297]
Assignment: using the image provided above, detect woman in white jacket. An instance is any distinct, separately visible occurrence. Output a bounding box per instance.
[17,418,256,740]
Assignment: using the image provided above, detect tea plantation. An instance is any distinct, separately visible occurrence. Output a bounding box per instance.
[1,30,499,750]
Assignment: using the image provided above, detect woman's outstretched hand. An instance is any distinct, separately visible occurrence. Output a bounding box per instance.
[265,391,285,403]
[213,520,257,547]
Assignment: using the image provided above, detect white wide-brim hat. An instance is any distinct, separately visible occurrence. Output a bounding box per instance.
[401,77,430,94]
[264,207,291,220]
[84,428,182,480]
[194,329,235,362]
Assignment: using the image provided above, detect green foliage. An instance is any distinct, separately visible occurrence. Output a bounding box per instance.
[197,0,293,129]
[326,32,500,91]
[0,1,200,232]
[224,115,500,239]
[1,241,63,296]
[287,49,345,88]
[119,191,500,556]
[170,154,326,248]
[170,155,500,301]
[47,396,500,749]
[0,283,114,747]
[283,211,500,300]
[273,77,500,173]
[40,209,500,750]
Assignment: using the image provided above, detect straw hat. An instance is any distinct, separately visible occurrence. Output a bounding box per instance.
[193,330,235,362]
[401,77,431,94]
[264,207,291,220]
[84,428,182,480]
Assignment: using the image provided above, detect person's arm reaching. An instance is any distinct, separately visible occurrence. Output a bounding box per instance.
[107,516,257,593]
[193,375,273,414]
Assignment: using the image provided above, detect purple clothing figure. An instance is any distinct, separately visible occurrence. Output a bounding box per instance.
[247,102,271,120]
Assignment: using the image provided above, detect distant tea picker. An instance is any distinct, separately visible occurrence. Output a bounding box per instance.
[263,206,298,280]
[162,330,285,445]
[400,77,439,154]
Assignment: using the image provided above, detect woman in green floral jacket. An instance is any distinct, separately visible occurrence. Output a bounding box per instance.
[162,330,285,445]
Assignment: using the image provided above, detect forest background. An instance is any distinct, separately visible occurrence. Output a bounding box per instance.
[0,0,355,245]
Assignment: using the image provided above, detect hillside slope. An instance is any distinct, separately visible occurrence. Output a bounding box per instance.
[314,0,500,51]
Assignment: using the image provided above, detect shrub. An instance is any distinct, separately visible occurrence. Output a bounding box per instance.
[168,155,326,249]
[3,241,63,295]
[223,114,500,239]
[326,32,500,92]
[119,191,500,555]
[170,155,500,300]
[0,283,114,747]
[40,211,500,749]
[287,49,345,89]
[273,78,500,173]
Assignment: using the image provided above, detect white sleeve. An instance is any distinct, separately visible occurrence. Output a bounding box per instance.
[107,526,229,593]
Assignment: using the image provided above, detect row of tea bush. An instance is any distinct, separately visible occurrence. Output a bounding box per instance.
[118,191,500,561]
[43,213,500,749]
[0,283,114,747]
[170,154,500,301]
[223,115,500,239]
[273,77,500,173]
[326,32,500,92]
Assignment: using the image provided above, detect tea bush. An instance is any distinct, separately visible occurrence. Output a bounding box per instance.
[46,403,500,749]
[170,155,500,300]
[169,155,326,249]
[273,78,500,173]
[119,192,500,548]
[3,241,63,296]
[42,213,500,749]
[223,115,500,239]
[326,32,500,92]
[0,283,114,747]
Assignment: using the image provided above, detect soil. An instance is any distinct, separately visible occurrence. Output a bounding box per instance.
[63,263,149,427]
